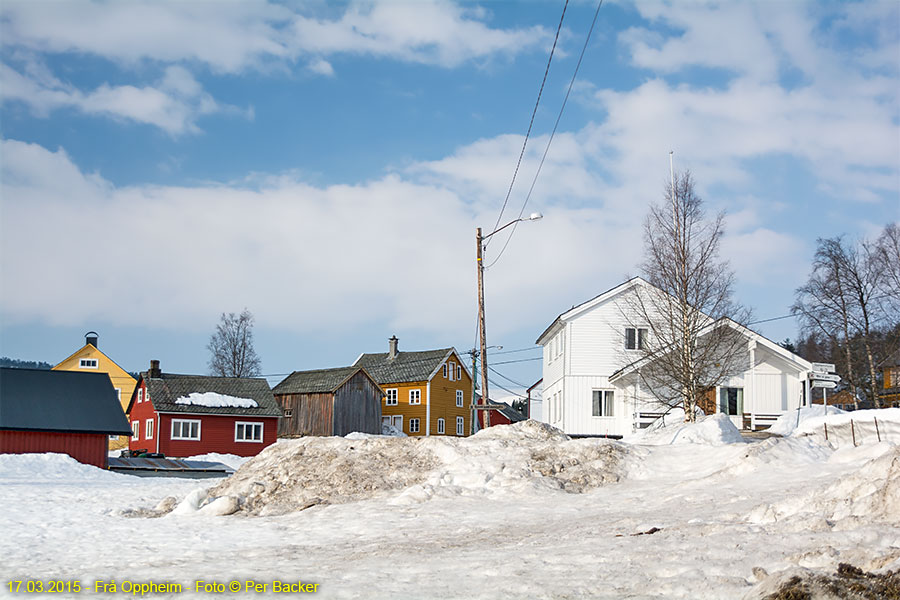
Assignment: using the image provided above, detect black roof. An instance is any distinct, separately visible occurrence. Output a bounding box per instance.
[130,372,281,417]
[273,366,380,395]
[354,348,453,384]
[0,367,132,435]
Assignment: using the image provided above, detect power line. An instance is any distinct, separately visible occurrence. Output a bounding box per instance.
[487,0,569,250]
[486,0,605,269]
[492,345,542,356]
[491,356,543,366]
[488,364,531,388]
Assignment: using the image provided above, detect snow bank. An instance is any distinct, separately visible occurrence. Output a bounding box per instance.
[766,404,846,436]
[174,392,257,408]
[206,420,628,515]
[625,413,745,446]
[0,453,123,482]
[792,408,900,447]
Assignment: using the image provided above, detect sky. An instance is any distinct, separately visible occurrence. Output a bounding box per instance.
[1,0,898,397]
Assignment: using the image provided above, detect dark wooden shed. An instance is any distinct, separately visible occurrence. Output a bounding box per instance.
[273,367,383,437]
[0,367,133,469]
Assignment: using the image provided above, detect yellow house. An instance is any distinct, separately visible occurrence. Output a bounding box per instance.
[53,332,136,449]
[354,336,472,437]
[882,351,900,408]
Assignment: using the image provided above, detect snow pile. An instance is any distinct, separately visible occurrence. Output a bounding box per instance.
[205,420,627,515]
[625,413,745,446]
[0,452,122,482]
[184,452,252,470]
[715,436,834,478]
[792,408,900,448]
[766,404,846,436]
[381,422,407,436]
[174,392,258,408]
[746,444,900,529]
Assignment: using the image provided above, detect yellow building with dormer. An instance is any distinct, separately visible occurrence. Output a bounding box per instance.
[53,332,136,449]
[354,336,472,437]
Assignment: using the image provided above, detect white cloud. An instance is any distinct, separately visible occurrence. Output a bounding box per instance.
[0,0,549,73]
[0,63,243,134]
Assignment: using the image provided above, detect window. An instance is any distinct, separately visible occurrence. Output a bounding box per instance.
[385,389,398,406]
[456,390,464,407]
[437,418,445,434]
[79,358,98,369]
[131,421,139,441]
[383,415,402,430]
[592,390,615,417]
[456,364,462,380]
[409,389,421,405]
[625,328,648,350]
[115,388,121,402]
[283,408,293,418]
[235,422,263,442]
[449,362,456,381]
[409,418,420,433]
[456,416,464,436]
[137,388,144,403]
[719,387,743,416]
[171,419,201,441]
[145,419,154,440]
[442,364,448,378]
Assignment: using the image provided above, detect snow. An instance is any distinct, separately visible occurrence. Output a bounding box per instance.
[2,419,898,599]
[184,452,252,470]
[766,404,846,436]
[624,412,746,446]
[174,391,258,408]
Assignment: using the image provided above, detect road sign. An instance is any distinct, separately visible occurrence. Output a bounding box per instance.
[810,373,841,382]
[811,380,837,389]
[811,362,836,373]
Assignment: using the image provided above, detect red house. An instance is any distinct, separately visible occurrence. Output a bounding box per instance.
[476,398,528,429]
[0,367,132,469]
[127,360,281,458]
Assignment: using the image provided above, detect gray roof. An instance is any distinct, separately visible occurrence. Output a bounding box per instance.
[354,348,453,384]
[0,367,132,435]
[130,372,281,417]
[497,402,527,423]
[273,366,378,395]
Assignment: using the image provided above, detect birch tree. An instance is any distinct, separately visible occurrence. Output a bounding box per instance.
[207,309,262,378]
[627,171,750,421]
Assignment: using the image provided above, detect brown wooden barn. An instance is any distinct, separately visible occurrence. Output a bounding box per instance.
[273,366,383,437]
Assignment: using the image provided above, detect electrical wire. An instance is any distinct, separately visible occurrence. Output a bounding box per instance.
[485,0,605,269]
[487,0,569,250]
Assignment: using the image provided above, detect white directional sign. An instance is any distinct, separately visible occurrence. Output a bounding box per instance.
[811,380,837,389]
[811,362,836,373]
[811,373,841,382]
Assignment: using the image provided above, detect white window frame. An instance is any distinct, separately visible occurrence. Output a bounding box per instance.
[382,415,403,430]
[456,416,464,436]
[137,388,143,403]
[409,389,421,405]
[171,419,201,441]
[625,327,648,351]
[449,362,456,381]
[592,390,615,417]
[442,364,448,378]
[115,388,121,402]
[283,407,293,418]
[409,418,420,433]
[235,421,264,443]
[437,418,445,434]
[145,419,154,440]
[131,421,139,441]
[385,388,398,406]
[456,364,462,380]
[79,358,98,369]
[456,390,464,407]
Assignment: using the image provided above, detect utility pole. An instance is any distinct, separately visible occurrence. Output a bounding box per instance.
[476,227,491,429]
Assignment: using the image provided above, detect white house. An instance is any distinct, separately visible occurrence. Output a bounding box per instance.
[535,277,813,437]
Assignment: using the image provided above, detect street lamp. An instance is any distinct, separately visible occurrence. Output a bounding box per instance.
[476,212,542,429]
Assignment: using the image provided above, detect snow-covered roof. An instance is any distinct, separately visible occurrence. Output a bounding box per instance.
[174,392,258,409]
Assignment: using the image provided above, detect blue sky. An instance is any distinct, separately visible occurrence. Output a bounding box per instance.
[1,0,898,397]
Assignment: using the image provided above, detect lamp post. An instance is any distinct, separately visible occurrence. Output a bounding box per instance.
[476,212,542,428]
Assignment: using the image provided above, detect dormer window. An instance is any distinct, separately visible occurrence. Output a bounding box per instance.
[79,358,98,369]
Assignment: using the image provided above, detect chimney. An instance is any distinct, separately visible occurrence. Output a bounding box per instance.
[149,359,161,379]
[388,336,398,360]
[85,331,99,348]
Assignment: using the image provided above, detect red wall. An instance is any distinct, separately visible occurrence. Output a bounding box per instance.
[0,430,109,468]
[128,381,277,457]
[477,410,514,429]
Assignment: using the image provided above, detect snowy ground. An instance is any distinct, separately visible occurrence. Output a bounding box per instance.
[2,416,898,599]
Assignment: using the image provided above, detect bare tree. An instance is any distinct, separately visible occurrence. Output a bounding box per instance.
[874,223,900,316]
[627,171,751,422]
[207,309,262,378]
[793,235,887,407]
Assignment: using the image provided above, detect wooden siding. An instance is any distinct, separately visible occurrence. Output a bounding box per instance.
[0,430,109,468]
[382,382,428,436]
[332,371,382,436]
[277,392,334,437]
[158,414,277,457]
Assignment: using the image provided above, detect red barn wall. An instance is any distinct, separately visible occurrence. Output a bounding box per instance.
[0,430,109,468]
[157,414,278,457]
